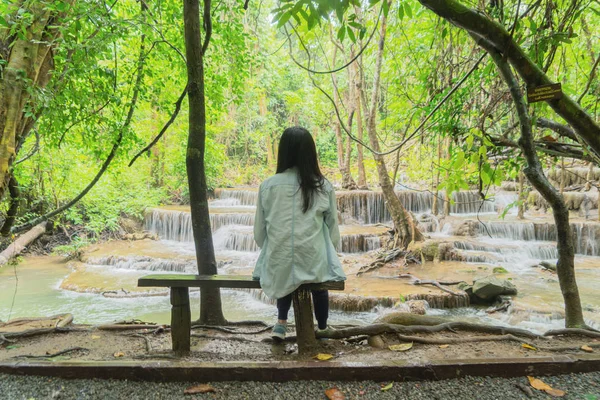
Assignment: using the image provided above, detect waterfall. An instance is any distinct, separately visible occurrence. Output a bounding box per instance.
[145,208,193,242]
[214,189,258,206]
[87,255,196,273]
[145,208,254,240]
[338,234,382,253]
[213,227,259,252]
[453,240,559,260]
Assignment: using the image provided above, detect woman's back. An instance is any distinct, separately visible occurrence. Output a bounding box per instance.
[253,167,345,299]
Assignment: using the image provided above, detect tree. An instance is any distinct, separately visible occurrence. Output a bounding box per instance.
[183,0,226,325]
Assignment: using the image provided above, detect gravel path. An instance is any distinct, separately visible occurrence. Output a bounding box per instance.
[1,372,599,399]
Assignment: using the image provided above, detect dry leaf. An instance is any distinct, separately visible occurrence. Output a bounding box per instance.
[184,384,216,394]
[314,353,334,361]
[388,343,413,352]
[91,335,101,340]
[381,383,393,392]
[113,351,125,358]
[528,376,565,397]
[325,387,345,400]
[439,344,449,349]
[522,343,537,351]
[581,345,594,353]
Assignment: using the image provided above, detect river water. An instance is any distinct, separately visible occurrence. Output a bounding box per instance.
[1,187,599,333]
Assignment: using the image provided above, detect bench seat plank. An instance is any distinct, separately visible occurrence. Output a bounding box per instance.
[138,274,345,291]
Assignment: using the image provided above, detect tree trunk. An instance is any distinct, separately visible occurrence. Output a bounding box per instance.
[517,170,525,220]
[432,139,441,216]
[0,2,72,199]
[355,88,367,189]
[1,175,20,236]
[363,7,422,249]
[183,0,226,325]
[486,42,585,328]
[417,0,600,159]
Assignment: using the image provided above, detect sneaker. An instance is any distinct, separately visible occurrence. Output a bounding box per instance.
[315,326,334,340]
[271,323,287,342]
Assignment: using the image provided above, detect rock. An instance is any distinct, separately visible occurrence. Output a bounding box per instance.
[454,220,479,236]
[368,335,386,349]
[409,239,452,262]
[119,217,143,234]
[472,275,517,301]
[492,267,508,274]
[405,300,428,315]
[539,261,557,272]
[123,232,158,241]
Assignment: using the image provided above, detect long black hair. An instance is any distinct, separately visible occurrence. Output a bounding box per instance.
[276,126,325,213]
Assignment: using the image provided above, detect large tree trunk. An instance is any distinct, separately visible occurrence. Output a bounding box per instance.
[183,0,226,325]
[0,2,72,199]
[1,175,20,236]
[486,42,585,328]
[363,7,422,249]
[417,0,600,159]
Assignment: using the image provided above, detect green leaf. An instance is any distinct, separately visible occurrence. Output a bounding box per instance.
[441,27,448,39]
[277,11,292,28]
[347,26,356,43]
[0,15,8,27]
[337,25,346,42]
[466,134,473,150]
[382,0,390,17]
[398,4,404,20]
[404,3,413,18]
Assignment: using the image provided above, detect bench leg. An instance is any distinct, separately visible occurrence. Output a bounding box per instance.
[292,288,317,354]
[170,287,191,355]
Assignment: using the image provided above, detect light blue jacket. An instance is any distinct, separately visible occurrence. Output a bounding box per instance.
[252,168,346,299]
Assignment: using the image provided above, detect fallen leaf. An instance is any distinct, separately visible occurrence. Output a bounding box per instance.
[184,384,216,394]
[439,344,449,349]
[528,376,565,397]
[388,343,413,352]
[381,383,393,392]
[522,343,537,351]
[581,345,594,353]
[113,351,125,358]
[314,353,334,361]
[91,335,101,340]
[6,345,20,350]
[325,387,345,400]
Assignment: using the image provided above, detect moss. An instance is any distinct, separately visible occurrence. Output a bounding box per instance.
[493,267,508,274]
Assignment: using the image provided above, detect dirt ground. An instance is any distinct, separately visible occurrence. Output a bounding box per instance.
[2,323,599,364]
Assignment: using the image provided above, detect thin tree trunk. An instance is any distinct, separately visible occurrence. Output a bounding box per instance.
[183,0,226,325]
[363,6,422,249]
[517,170,525,220]
[432,139,441,216]
[356,87,367,189]
[486,42,585,328]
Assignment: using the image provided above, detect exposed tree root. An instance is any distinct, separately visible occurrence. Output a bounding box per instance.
[191,333,260,343]
[544,328,600,338]
[0,326,90,339]
[191,324,272,334]
[356,248,409,276]
[395,333,530,345]
[537,343,600,352]
[97,324,163,331]
[398,274,463,296]
[317,322,541,340]
[226,320,270,327]
[121,333,152,352]
[13,347,89,359]
[515,382,534,398]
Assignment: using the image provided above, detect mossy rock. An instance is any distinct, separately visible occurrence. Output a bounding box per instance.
[492,267,508,274]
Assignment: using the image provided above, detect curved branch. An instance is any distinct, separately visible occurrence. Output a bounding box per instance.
[536,117,579,142]
[128,87,187,167]
[284,6,382,75]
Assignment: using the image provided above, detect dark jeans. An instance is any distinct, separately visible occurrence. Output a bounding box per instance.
[276,290,329,330]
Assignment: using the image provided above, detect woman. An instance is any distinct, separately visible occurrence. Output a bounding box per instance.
[252,126,346,341]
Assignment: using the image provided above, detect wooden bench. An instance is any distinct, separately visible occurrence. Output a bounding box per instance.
[137,274,345,355]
